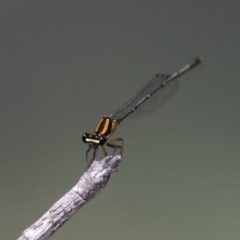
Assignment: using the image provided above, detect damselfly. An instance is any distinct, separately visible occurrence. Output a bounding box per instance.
[82,57,203,167]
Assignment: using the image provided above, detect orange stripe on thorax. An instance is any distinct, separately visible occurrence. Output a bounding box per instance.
[94,117,119,138]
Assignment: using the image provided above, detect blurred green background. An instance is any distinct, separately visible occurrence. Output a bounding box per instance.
[1,1,240,240]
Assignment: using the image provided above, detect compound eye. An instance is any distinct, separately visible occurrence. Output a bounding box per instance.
[99,136,107,145]
[82,133,89,143]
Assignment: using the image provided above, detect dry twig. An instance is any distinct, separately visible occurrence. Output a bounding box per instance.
[17,155,122,240]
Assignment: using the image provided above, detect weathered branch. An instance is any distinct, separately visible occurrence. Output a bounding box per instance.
[17,155,122,240]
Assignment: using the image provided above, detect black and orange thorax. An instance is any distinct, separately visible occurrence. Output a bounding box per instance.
[94,116,119,138]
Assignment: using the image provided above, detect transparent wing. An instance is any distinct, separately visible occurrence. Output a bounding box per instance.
[111,74,178,122]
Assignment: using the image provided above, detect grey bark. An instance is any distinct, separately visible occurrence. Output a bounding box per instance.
[17,155,122,240]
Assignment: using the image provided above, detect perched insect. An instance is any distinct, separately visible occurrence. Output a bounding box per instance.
[82,57,203,167]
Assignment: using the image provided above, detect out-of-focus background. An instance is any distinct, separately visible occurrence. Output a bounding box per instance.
[1,1,240,240]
